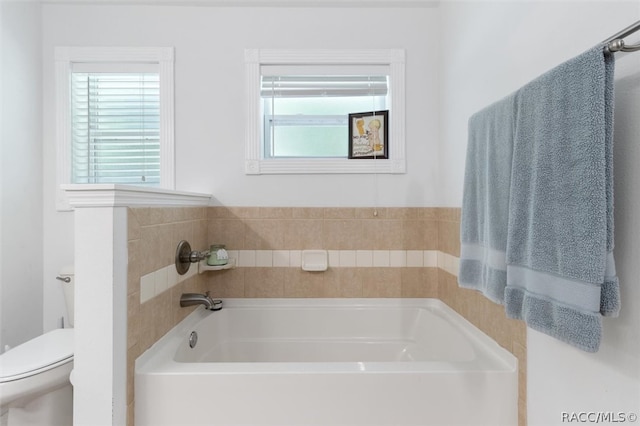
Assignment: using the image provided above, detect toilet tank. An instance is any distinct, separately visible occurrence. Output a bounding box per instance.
[59,266,75,328]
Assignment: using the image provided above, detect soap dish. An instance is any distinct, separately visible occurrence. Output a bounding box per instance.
[301,250,328,272]
[198,258,236,273]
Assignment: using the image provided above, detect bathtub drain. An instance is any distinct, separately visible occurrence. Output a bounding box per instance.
[189,331,198,349]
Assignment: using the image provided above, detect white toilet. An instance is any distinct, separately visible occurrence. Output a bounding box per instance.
[0,268,75,426]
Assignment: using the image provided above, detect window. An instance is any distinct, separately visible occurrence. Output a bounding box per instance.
[71,71,160,185]
[262,72,388,158]
[245,49,405,174]
[55,47,174,209]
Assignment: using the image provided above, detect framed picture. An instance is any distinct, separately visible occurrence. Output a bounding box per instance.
[348,110,389,159]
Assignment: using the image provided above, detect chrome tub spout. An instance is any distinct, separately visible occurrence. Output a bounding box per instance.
[180,292,222,311]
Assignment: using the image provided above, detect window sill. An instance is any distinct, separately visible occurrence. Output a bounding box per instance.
[245,158,406,174]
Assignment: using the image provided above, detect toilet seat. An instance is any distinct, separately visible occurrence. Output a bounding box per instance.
[0,329,74,383]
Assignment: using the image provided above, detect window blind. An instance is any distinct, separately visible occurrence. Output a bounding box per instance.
[260,75,388,98]
[71,73,160,185]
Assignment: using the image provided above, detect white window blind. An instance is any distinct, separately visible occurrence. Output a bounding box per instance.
[260,75,388,98]
[71,72,160,185]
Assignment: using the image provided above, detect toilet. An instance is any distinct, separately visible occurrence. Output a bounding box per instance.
[0,268,75,426]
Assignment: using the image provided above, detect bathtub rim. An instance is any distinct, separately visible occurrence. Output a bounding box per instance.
[135,298,517,375]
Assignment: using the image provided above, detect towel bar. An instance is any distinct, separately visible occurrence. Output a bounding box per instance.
[604,20,640,54]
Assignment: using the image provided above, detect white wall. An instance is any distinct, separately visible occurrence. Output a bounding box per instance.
[41,4,441,208]
[439,2,640,424]
[0,0,4,352]
[0,2,44,351]
[39,3,442,331]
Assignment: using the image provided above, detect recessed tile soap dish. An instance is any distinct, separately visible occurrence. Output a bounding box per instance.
[301,250,328,272]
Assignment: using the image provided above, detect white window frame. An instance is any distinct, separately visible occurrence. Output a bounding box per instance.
[245,48,406,174]
[55,46,175,210]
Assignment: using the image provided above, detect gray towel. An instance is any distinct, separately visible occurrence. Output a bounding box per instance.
[458,94,516,304]
[504,45,620,352]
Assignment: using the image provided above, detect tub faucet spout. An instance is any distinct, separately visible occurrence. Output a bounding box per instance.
[180,292,222,311]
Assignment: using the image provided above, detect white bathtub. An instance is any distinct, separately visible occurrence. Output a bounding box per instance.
[135,298,517,426]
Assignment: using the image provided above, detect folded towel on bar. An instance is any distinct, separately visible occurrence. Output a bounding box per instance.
[459,44,620,352]
[504,44,620,352]
[458,93,517,304]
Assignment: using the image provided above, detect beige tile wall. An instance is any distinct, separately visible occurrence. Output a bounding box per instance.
[436,208,527,426]
[125,206,526,426]
[126,207,209,426]
[204,207,440,299]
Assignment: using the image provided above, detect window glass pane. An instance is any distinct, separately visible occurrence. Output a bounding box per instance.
[262,75,388,158]
[71,73,160,185]
[268,123,348,157]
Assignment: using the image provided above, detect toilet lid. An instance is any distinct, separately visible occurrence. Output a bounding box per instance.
[0,329,74,382]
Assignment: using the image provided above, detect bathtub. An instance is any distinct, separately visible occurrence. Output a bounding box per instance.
[135,298,517,426]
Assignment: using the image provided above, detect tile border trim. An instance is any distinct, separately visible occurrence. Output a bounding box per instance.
[139,249,460,303]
